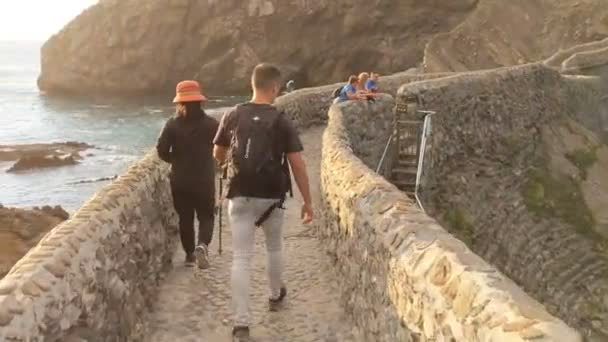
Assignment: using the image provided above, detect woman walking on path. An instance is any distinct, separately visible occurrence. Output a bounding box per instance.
[157,80,219,269]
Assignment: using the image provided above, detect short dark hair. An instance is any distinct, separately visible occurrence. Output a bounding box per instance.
[348,75,358,84]
[252,63,282,90]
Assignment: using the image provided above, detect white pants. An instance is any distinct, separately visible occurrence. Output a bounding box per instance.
[228,197,285,327]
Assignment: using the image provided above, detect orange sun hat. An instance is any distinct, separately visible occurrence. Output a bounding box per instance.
[173,80,207,103]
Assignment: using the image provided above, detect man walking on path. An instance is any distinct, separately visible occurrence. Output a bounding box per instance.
[157,80,219,269]
[213,63,314,341]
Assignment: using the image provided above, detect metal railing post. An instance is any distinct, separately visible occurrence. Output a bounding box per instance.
[414,110,436,213]
[376,134,394,175]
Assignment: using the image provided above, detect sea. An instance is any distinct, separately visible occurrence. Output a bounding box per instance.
[0,41,245,212]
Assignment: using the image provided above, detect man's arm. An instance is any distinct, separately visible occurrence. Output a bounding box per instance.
[280,113,313,223]
[156,119,174,163]
[287,151,313,224]
[287,152,312,203]
[213,109,233,164]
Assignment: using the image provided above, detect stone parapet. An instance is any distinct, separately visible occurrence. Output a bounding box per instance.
[275,71,453,129]
[396,63,608,340]
[0,151,178,341]
[320,96,580,341]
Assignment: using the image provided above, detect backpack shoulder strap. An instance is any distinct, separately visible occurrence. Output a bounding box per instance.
[231,103,244,125]
[273,110,294,198]
[271,109,285,128]
[226,103,250,143]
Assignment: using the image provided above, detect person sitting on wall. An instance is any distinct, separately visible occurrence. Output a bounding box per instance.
[357,72,377,103]
[356,72,369,93]
[156,80,219,269]
[333,75,360,104]
[366,72,380,94]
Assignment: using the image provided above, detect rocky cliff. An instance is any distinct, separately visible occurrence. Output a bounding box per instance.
[424,0,608,72]
[37,0,476,96]
[0,205,68,279]
[38,0,608,97]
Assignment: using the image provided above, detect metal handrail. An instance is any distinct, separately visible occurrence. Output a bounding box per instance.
[414,111,435,213]
[376,134,394,174]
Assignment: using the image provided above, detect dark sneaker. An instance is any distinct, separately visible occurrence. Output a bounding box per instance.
[268,287,287,312]
[185,253,195,267]
[232,326,250,341]
[194,244,210,269]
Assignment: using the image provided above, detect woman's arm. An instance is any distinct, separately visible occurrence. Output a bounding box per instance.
[156,119,175,163]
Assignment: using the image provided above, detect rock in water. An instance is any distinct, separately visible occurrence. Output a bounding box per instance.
[7,154,79,173]
[0,205,69,279]
[0,142,92,173]
[37,0,477,96]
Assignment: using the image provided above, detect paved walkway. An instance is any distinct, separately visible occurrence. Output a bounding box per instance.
[143,126,360,342]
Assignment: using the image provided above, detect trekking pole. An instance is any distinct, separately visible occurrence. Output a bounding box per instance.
[218,172,223,255]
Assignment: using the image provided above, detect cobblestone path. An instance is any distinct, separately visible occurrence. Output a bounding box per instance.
[143,126,360,342]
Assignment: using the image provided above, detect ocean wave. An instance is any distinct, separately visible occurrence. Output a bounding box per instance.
[145,108,164,114]
[206,106,232,117]
[67,175,118,185]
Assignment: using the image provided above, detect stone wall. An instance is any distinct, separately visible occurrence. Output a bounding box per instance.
[0,151,178,341]
[396,63,608,340]
[275,71,453,129]
[320,96,580,341]
[343,97,395,169]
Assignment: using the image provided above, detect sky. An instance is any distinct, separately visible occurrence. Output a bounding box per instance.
[0,0,97,41]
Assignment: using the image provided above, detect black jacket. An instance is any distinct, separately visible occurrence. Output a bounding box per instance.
[156,109,219,193]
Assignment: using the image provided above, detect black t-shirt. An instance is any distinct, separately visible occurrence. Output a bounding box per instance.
[213,102,303,199]
[156,109,219,194]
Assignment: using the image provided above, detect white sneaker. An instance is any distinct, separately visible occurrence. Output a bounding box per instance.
[194,244,210,269]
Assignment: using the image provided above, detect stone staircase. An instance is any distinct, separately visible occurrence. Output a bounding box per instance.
[390,107,423,198]
[391,152,418,197]
[375,95,434,202]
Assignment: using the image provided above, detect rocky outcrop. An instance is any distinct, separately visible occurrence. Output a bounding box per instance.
[37,0,475,96]
[320,96,580,341]
[397,63,608,340]
[0,205,69,279]
[0,142,92,172]
[424,0,608,73]
[7,154,79,173]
